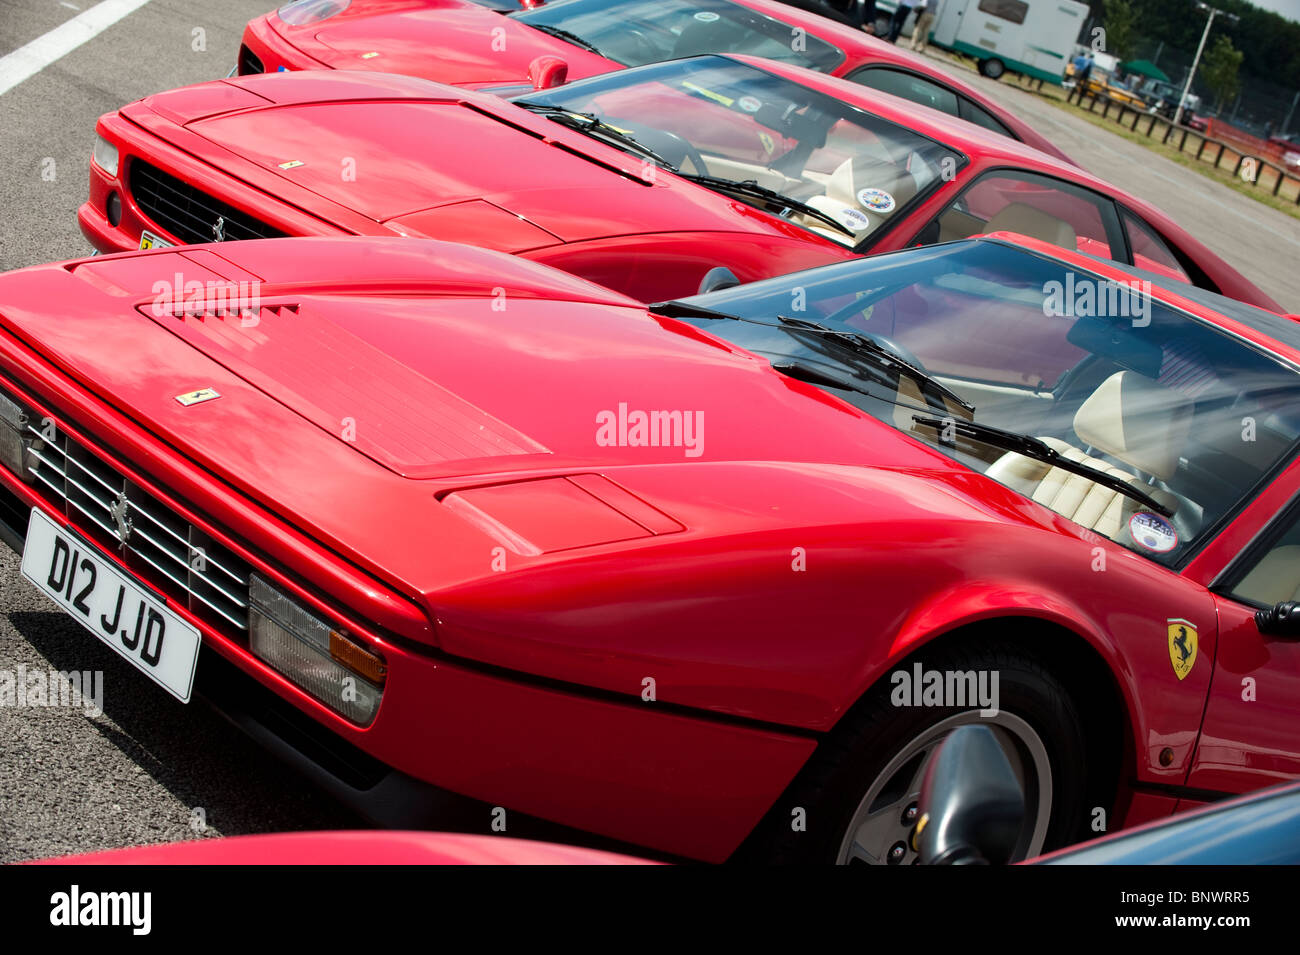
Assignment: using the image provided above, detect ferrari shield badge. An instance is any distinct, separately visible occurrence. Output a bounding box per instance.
[1167,619,1198,681]
[175,388,221,407]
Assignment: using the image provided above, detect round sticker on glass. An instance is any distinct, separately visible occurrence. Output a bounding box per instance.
[1129,512,1178,553]
[856,188,896,214]
[738,95,762,113]
[835,206,871,232]
[694,10,720,21]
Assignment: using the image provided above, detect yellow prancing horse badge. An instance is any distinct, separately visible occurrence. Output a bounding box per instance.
[1167,618,1198,681]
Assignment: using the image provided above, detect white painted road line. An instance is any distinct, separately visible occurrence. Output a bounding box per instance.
[0,0,153,97]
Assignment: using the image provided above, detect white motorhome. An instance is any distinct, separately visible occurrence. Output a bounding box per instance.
[922,0,1089,82]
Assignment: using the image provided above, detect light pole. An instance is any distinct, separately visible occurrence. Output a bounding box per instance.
[1175,2,1239,126]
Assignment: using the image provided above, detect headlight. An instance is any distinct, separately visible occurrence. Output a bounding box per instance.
[92,135,119,178]
[0,392,30,480]
[277,0,350,25]
[249,574,386,725]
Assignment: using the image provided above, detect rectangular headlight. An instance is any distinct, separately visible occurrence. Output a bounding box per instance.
[0,392,27,478]
[92,135,119,178]
[249,574,386,724]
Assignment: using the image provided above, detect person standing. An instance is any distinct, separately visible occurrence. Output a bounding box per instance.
[889,0,923,44]
[909,0,936,52]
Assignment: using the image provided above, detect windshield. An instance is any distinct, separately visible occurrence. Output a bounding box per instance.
[513,0,845,71]
[512,57,963,246]
[671,240,1300,565]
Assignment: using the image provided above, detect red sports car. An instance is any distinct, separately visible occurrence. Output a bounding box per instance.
[239,0,1073,162]
[2,232,1298,863]
[79,55,1280,310]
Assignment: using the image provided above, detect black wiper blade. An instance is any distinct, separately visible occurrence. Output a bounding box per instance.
[770,361,885,400]
[525,23,605,58]
[910,414,1176,518]
[512,101,676,169]
[778,315,975,413]
[676,174,856,238]
[647,300,743,321]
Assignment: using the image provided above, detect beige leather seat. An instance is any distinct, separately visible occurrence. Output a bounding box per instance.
[1236,546,1300,605]
[984,371,1191,540]
[803,155,919,240]
[980,202,1077,250]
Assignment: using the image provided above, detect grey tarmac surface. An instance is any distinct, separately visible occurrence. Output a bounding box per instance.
[0,3,1293,862]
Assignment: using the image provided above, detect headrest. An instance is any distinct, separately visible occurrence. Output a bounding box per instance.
[1073,371,1193,480]
[824,156,918,219]
[982,202,1077,250]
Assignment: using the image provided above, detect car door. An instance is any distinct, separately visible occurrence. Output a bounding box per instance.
[1186,472,1300,794]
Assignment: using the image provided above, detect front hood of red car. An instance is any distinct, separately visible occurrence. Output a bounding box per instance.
[287,2,616,85]
[134,73,814,248]
[0,239,977,613]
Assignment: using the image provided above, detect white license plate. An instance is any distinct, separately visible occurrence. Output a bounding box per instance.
[21,508,200,702]
[139,230,173,250]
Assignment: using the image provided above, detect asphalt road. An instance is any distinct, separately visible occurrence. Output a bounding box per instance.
[0,1,1294,863]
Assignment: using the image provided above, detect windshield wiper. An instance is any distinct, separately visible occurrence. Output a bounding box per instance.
[524,23,605,58]
[910,415,1176,517]
[778,316,975,413]
[513,101,675,168]
[647,300,744,321]
[675,174,857,238]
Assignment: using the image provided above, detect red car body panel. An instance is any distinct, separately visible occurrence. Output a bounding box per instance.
[3,234,1296,859]
[78,59,1280,310]
[239,0,1072,162]
[35,831,656,864]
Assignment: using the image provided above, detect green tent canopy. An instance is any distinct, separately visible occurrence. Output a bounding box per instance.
[1122,59,1170,82]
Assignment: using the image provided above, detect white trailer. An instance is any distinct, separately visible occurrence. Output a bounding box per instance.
[924,0,1089,82]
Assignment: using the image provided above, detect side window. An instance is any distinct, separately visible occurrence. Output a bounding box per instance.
[1121,209,1191,284]
[957,98,1016,139]
[847,67,961,119]
[1229,508,1300,608]
[978,0,1029,24]
[919,171,1119,260]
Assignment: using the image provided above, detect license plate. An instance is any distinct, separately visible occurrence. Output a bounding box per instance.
[21,508,200,702]
[139,230,173,250]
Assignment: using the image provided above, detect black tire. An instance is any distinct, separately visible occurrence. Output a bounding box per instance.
[742,640,1094,864]
[979,58,1006,79]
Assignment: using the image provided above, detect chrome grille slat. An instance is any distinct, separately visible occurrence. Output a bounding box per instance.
[7,390,252,634]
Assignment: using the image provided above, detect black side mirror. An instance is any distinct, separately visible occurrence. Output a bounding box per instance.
[917,725,1025,865]
[1256,601,1300,637]
[697,267,739,295]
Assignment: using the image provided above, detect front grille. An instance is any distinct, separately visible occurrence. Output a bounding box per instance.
[129,160,288,245]
[1,386,252,634]
[238,45,264,75]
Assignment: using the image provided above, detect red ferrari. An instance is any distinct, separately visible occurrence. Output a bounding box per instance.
[239,0,1073,162]
[1,232,1298,863]
[80,55,1280,310]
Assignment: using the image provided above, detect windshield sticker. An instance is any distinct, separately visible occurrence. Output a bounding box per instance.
[856,188,896,214]
[1130,512,1178,553]
[681,81,734,107]
[693,10,721,21]
[738,95,762,113]
[831,205,872,232]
